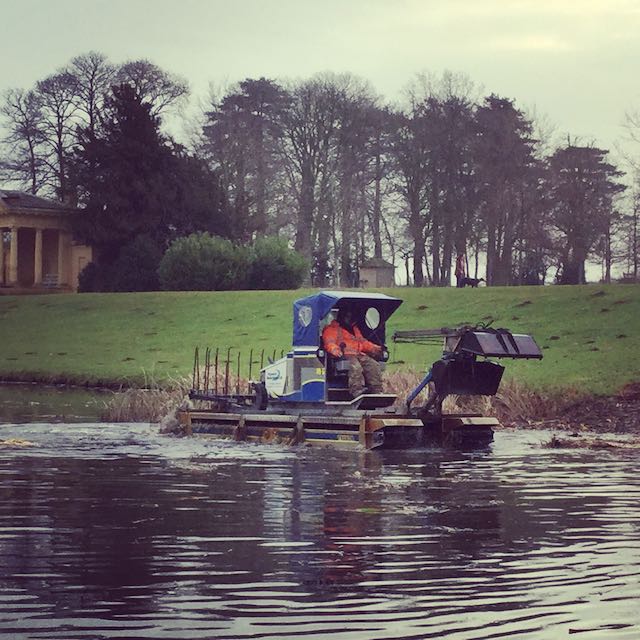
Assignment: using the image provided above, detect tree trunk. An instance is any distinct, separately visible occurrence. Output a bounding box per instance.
[431,211,441,287]
[314,176,331,287]
[560,245,585,285]
[493,221,507,285]
[371,150,383,259]
[408,189,424,286]
[26,137,38,195]
[255,120,267,233]
[56,132,66,201]
[633,200,639,280]
[441,235,453,286]
[440,203,454,286]
[474,238,480,279]
[486,223,496,285]
[295,161,315,276]
[604,226,612,284]
[499,222,515,285]
[339,174,354,287]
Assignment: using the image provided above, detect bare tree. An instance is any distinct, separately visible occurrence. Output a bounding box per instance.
[331,76,379,286]
[427,93,477,285]
[0,88,45,193]
[280,75,342,279]
[621,186,640,280]
[68,51,116,137]
[389,104,430,286]
[623,108,640,159]
[35,72,79,199]
[1,54,113,199]
[365,106,393,259]
[116,59,188,115]
[390,72,479,287]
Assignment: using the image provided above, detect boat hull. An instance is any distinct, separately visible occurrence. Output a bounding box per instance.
[176,410,496,450]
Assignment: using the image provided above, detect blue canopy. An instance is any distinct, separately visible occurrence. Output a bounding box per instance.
[292,290,403,347]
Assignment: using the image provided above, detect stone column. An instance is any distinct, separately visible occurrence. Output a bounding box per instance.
[9,227,18,285]
[0,228,4,285]
[34,228,43,286]
[57,230,66,286]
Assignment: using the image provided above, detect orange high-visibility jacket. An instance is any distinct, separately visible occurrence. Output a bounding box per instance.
[322,320,382,358]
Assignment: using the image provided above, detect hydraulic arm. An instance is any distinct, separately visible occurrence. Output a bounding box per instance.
[393,326,543,416]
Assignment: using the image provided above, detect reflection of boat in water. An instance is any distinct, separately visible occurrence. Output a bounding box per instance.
[178,290,542,449]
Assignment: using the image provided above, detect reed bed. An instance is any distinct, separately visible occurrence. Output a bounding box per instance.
[101,386,186,422]
[383,367,584,426]
[543,433,640,449]
[100,370,250,423]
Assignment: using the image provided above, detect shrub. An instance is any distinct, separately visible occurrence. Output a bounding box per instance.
[247,236,308,290]
[78,236,163,292]
[158,232,248,291]
[78,261,102,293]
[157,233,307,291]
[109,235,163,292]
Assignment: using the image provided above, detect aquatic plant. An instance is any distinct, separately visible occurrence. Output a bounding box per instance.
[383,367,585,427]
[101,370,251,423]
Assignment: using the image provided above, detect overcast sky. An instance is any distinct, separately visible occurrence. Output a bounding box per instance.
[1,0,639,156]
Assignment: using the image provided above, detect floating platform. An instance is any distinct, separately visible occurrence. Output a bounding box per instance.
[179,291,541,451]
[177,409,498,450]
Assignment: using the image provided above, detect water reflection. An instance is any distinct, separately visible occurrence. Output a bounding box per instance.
[0,384,105,423]
[0,424,638,639]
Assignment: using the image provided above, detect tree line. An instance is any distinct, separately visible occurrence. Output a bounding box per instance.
[1,52,637,288]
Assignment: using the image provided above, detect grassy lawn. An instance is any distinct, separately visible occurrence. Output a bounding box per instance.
[1,283,638,394]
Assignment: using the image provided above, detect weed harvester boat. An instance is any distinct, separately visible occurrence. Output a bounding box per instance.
[177,291,542,449]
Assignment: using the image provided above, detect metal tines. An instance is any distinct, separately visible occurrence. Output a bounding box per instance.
[191,346,279,395]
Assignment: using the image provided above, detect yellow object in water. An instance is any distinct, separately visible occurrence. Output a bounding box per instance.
[0,438,36,447]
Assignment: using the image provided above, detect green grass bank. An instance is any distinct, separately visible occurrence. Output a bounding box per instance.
[1,284,639,395]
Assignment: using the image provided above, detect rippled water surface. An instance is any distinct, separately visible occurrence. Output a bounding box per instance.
[0,384,105,423]
[0,422,638,639]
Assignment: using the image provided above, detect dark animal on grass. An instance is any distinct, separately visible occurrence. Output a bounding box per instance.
[460,277,485,288]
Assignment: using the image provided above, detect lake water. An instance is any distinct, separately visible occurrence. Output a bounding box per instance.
[0,417,638,640]
[0,383,106,423]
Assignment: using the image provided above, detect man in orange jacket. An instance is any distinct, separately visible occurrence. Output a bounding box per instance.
[322,308,383,397]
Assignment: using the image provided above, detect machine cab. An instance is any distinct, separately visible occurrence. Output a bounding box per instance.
[260,291,402,407]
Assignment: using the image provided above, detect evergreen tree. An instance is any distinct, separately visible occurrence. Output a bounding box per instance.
[474,95,538,285]
[201,77,290,242]
[547,145,625,284]
[72,83,227,290]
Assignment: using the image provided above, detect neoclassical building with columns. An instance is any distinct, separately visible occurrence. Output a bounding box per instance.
[0,190,92,293]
